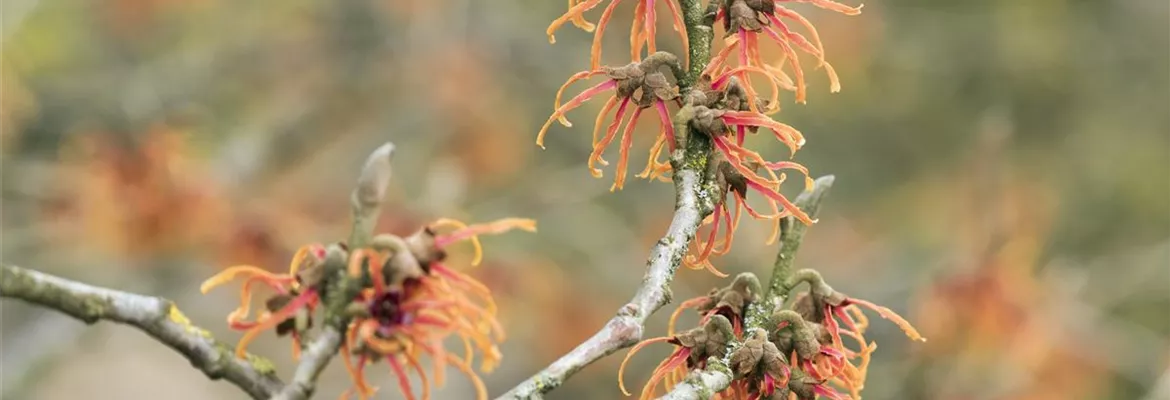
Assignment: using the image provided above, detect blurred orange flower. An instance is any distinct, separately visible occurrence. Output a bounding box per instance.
[50,125,228,262]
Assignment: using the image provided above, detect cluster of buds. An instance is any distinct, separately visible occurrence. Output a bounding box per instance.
[620,315,736,399]
[623,270,924,399]
[678,77,817,275]
[669,273,762,335]
[538,52,685,191]
[541,0,861,275]
[201,217,536,400]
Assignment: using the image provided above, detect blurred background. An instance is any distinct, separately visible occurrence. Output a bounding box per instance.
[1,0,1167,399]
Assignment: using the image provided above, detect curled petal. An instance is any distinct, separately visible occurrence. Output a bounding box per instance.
[711,65,782,113]
[848,298,926,342]
[765,14,821,61]
[668,296,711,336]
[764,28,807,103]
[387,355,416,400]
[589,97,633,177]
[446,354,489,400]
[430,263,499,317]
[235,289,318,358]
[201,265,294,294]
[610,107,644,191]
[812,384,850,400]
[637,129,671,180]
[537,79,618,149]
[404,352,431,400]
[287,244,325,277]
[567,0,597,31]
[432,218,537,266]
[639,347,691,400]
[654,100,676,151]
[342,324,375,398]
[590,0,624,70]
[714,202,740,255]
[662,0,689,67]
[745,179,815,225]
[593,95,621,148]
[618,336,674,396]
[630,0,646,62]
[225,275,285,329]
[764,160,814,190]
[720,111,806,156]
[554,70,610,127]
[547,0,605,44]
[643,0,658,57]
[710,134,778,186]
[703,36,740,79]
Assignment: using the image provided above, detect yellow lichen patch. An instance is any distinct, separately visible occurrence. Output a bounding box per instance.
[245,354,278,375]
[167,304,212,339]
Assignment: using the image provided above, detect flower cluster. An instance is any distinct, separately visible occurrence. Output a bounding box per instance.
[536,52,685,192]
[201,218,536,400]
[200,244,328,359]
[708,0,862,109]
[541,0,860,274]
[620,315,736,400]
[623,271,924,399]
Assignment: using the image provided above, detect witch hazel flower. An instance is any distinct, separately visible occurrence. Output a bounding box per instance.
[537,52,686,191]
[775,269,925,399]
[672,81,815,275]
[341,217,535,400]
[619,315,735,399]
[342,277,497,400]
[200,244,329,359]
[669,273,761,336]
[706,0,862,111]
[728,328,792,400]
[671,100,813,276]
[548,0,690,70]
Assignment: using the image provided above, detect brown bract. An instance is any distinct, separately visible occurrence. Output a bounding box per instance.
[729,329,768,377]
[724,0,768,33]
[697,273,761,320]
[671,315,735,365]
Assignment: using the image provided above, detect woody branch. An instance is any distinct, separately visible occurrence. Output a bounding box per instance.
[0,264,285,399]
[497,1,720,398]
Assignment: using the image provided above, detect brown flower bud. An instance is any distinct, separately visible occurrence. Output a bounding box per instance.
[730,328,768,376]
[725,0,767,34]
[603,63,646,98]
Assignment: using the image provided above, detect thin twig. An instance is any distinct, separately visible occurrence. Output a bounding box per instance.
[497,154,712,399]
[659,175,835,399]
[270,142,396,400]
[0,264,286,400]
[750,175,836,326]
[268,327,344,400]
